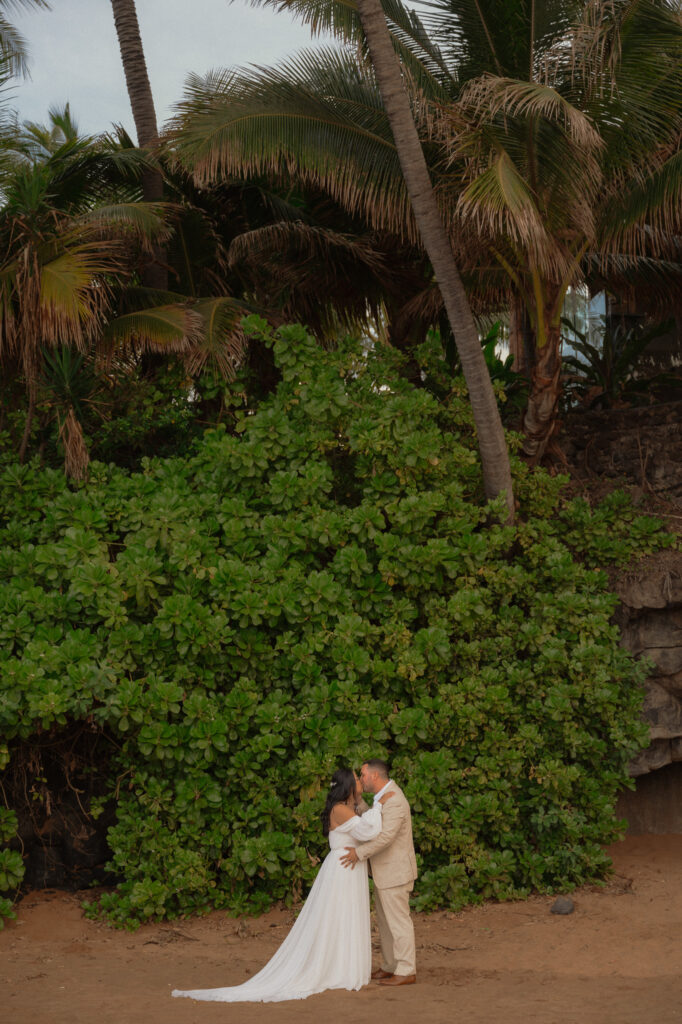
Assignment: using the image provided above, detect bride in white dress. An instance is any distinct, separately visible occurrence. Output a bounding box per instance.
[171,767,391,1003]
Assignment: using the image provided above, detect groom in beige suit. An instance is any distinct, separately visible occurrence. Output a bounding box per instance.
[341,759,418,986]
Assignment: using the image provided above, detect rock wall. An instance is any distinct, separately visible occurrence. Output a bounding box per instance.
[612,551,682,832]
[616,763,682,833]
[563,399,682,501]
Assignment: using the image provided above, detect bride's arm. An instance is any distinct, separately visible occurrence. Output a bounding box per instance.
[354,796,370,815]
[346,801,383,841]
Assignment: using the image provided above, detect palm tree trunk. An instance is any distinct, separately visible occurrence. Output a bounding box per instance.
[355,0,514,517]
[110,0,167,291]
[521,322,562,463]
[509,293,533,378]
[521,281,562,463]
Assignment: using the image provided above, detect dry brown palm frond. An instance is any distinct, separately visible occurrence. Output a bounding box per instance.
[396,279,443,326]
[169,52,418,246]
[228,221,388,275]
[584,249,682,313]
[431,77,604,284]
[0,236,114,381]
[227,220,400,340]
[183,297,250,380]
[458,75,604,153]
[397,260,512,324]
[541,0,623,94]
[598,143,682,258]
[453,149,573,278]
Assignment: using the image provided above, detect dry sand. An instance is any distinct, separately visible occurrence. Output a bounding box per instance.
[3,835,682,1024]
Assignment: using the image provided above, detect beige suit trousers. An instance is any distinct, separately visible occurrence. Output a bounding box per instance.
[374,881,416,976]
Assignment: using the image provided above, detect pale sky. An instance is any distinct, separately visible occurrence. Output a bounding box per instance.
[10,0,321,137]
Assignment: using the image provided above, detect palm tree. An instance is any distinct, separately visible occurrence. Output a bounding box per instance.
[352,0,514,512]
[170,0,682,462]
[431,0,682,458]
[0,105,267,474]
[171,54,515,512]
[0,110,173,468]
[109,0,167,289]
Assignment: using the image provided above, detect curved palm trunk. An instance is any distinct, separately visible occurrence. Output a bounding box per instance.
[110,0,167,291]
[355,0,514,517]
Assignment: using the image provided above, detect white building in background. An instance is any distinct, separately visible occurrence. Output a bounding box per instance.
[561,286,607,359]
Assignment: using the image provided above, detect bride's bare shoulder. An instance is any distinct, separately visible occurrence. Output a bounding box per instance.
[329,803,355,828]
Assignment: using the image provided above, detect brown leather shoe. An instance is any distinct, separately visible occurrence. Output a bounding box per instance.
[372,968,394,980]
[379,973,416,986]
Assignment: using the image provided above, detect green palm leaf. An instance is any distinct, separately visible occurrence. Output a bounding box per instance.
[39,244,121,345]
[104,304,204,353]
[81,202,173,245]
[247,0,456,98]
[0,1,50,78]
[420,0,583,82]
[170,48,414,240]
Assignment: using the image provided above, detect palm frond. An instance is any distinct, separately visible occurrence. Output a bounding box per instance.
[420,0,583,83]
[0,9,35,78]
[80,201,174,247]
[39,244,118,346]
[228,220,387,273]
[246,0,457,100]
[555,0,682,149]
[378,0,458,101]
[184,297,250,379]
[169,48,415,241]
[242,0,363,43]
[104,304,204,355]
[599,146,682,256]
[229,219,400,337]
[460,75,603,152]
[456,149,549,252]
[583,250,682,312]
[0,1,49,77]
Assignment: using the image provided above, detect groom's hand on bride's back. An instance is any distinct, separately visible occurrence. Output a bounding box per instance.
[341,847,359,869]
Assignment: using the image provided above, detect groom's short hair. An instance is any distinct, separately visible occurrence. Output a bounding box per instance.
[363,758,389,778]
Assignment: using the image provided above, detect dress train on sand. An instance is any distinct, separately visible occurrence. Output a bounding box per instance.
[171,803,382,1003]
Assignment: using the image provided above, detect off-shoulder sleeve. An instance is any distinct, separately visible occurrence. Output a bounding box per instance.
[346,802,382,841]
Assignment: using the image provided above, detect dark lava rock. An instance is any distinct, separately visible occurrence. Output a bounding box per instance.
[550,896,575,915]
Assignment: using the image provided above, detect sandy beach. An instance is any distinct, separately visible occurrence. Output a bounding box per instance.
[3,835,682,1024]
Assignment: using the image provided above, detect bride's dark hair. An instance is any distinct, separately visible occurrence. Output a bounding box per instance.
[321,767,356,837]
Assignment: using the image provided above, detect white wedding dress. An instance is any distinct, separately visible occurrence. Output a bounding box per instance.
[171,803,382,1003]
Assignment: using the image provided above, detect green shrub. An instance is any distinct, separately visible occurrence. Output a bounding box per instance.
[0,318,673,927]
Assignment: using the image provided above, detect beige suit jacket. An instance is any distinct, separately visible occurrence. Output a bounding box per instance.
[355,781,418,890]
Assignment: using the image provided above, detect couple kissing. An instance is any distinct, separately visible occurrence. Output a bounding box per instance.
[172,758,418,1003]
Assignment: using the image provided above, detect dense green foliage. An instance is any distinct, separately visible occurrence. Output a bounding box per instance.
[0,320,673,927]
